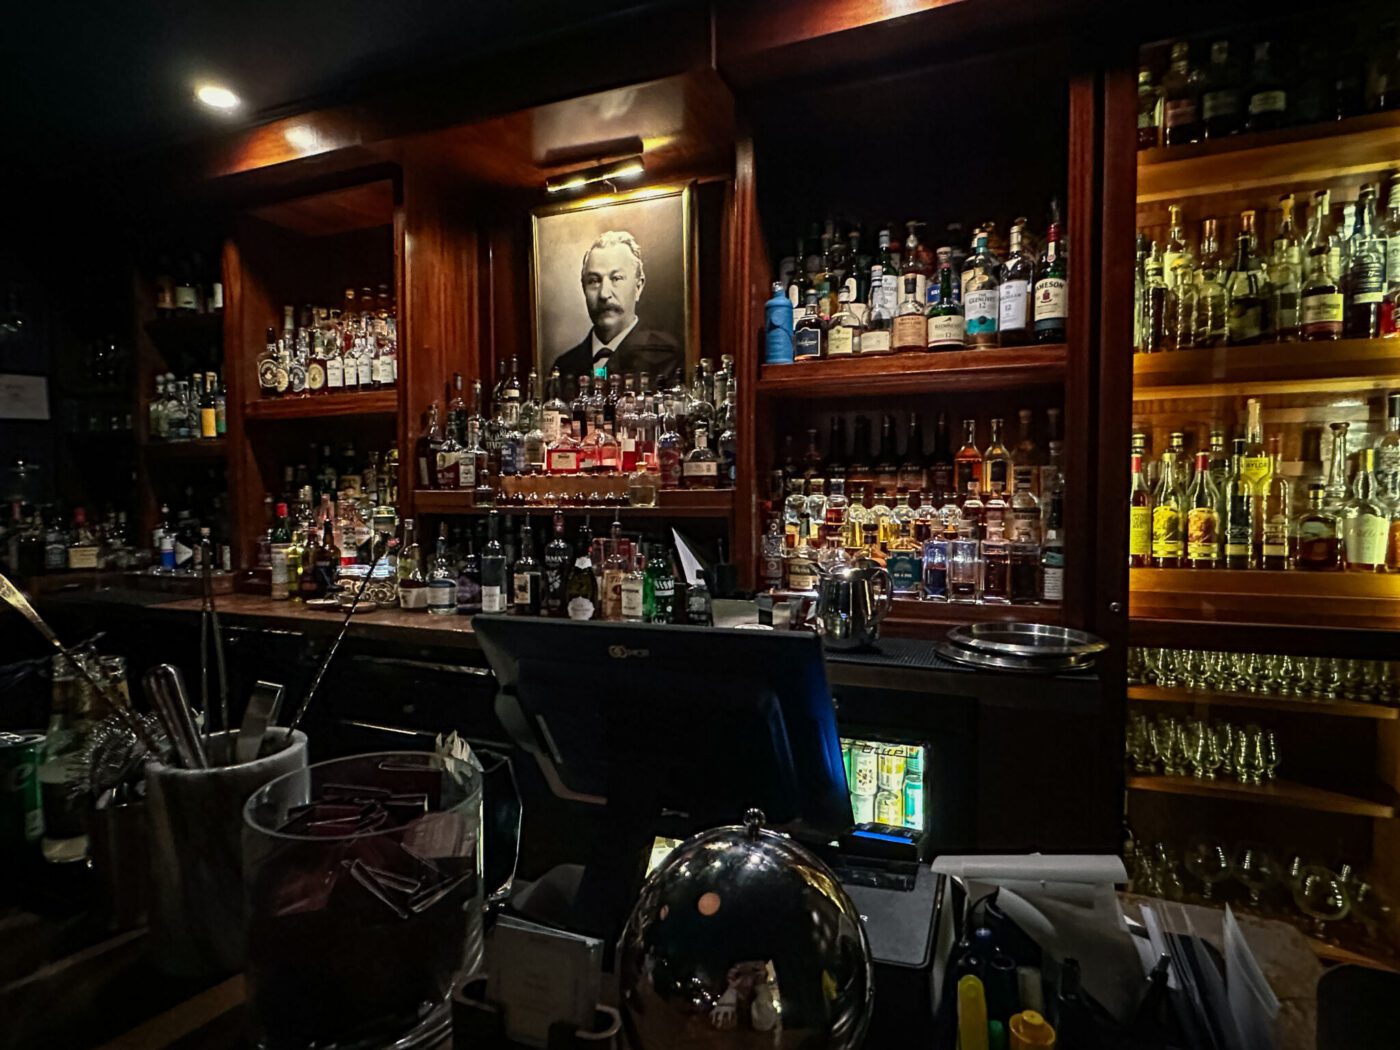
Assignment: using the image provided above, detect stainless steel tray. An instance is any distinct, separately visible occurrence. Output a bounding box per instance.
[945,621,1107,659]
[932,639,1098,675]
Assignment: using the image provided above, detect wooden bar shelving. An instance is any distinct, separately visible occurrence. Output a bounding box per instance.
[1127,684,1399,721]
[413,488,734,518]
[1136,108,1400,204]
[141,438,228,461]
[1130,569,1400,632]
[756,345,1066,399]
[885,599,1064,631]
[1132,338,1400,400]
[1127,774,1398,820]
[242,390,398,421]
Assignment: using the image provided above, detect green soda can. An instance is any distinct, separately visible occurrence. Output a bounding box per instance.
[1,732,45,849]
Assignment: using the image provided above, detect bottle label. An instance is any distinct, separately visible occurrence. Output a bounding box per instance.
[258,359,279,392]
[1129,506,1151,557]
[436,448,462,488]
[683,460,718,478]
[794,327,822,359]
[998,280,1029,331]
[513,573,535,609]
[542,411,562,445]
[567,594,596,620]
[1346,514,1388,566]
[887,551,921,593]
[1041,555,1064,602]
[357,358,374,386]
[369,357,383,385]
[1034,277,1068,329]
[326,357,344,388]
[1225,495,1252,556]
[307,362,326,390]
[827,325,855,356]
[1238,455,1271,488]
[1151,506,1183,558]
[786,558,819,590]
[1301,292,1344,327]
[174,285,198,311]
[964,290,998,337]
[1186,507,1219,559]
[1263,517,1288,558]
[67,545,99,570]
[460,454,476,490]
[602,569,624,618]
[1248,90,1286,115]
[859,329,891,354]
[1163,99,1198,127]
[621,580,644,618]
[927,313,963,347]
[1202,90,1239,120]
[199,407,216,439]
[762,554,783,588]
[274,366,290,395]
[481,585,506,613]
[892,313,925,349]
[1388,236,1400,285]
[547,449,579,474]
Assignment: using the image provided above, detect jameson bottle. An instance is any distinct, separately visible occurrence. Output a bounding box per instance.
[1033,204,1069,343]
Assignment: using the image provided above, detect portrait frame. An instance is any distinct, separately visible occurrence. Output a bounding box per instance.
[530,182,695,388]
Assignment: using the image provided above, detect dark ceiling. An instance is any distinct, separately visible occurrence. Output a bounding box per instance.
[1,0,679,171]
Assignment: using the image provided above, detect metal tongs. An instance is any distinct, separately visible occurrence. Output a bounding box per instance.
[198,532,230,751]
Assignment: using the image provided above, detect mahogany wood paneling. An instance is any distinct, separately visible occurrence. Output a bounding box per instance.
[756,348,1067,398]
[728,136,763,586]
[247,180,395,238]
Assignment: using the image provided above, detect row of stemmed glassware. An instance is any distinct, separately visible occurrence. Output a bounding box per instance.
[1129,646,1400,705]
[1130,837,1370,941]
[1126,713,1279,784]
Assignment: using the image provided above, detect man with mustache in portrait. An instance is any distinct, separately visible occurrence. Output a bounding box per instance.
[553,230,682,399]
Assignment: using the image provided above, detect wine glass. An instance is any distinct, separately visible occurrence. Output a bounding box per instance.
[1141,648,1163,686]
[1260,729,1280,781]
[1151,718,1183,776]
[1234,724,1264,785]
[1213,721,1236,778]
[1153,842,1186,902]
[1342,659,1367,701]
[1319,657,1342,699]
[1232,842,1277,909]
[1199,730,1223,779]
[1185,838,1230,902]
[1179,719,1207,778]
[1126,713,1154,773]
[1126,648,1144,686]
[1292,865,1350,939]
[1276,654,1299,698]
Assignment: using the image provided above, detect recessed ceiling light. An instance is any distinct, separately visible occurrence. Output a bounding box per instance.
[195,83,240,111]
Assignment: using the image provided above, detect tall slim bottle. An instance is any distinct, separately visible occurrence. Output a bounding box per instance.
[1261,435,1291,570]
[1225,210,1266,346]
[1346,449,1390,572]
[1267,194,1301,342]
[962,233,1001,348]
[1184,450,1221,568]
[1301,190,1344,341]
[1129,450,1153,567]
[1151,445,1185,568]
[1223,438,1255,569]
[1193,218,1228,348]
[1034,206,1069,344]
[1344,183,1385,339]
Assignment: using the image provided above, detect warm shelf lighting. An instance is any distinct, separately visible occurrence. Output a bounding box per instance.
[545,155,645,194]
[195,83,241,111]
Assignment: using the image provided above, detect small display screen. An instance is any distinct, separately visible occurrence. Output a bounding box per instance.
[840,738,926,831]
[645,836,684,876]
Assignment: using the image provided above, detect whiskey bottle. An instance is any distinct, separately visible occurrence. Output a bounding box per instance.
[981,527,1011,605]
[1261,436,1291,571]
[953,419,982,497]
[962,232,1000,348]
[1301,191,1344,341]
[1033,206,1068,344]
[1222,439,1254,569]
[1129,450,1152,567]
[1201,40,1242,139]
[258,328,280,398]
[1377,391,1400,499]
[601,521,627,621]
[998,218,1034,346]
[928,412,953,500]
[1267,195,1302,342]
[793,291,824,361]
[899,412,927,494]
[1040,480,1065,603]
[761,515,785,591]
[682,424,719,489]
[1141,247,1170,352]
[982,418,1012,496]
[1225,211,1266,346]
[785,515,820,592]
[1151,444,1186,568]
[892,274,926,353]
[480,511,508,613]
[862,268,893,355]
[1161,40,1203,146]
[887,520,921,597]
[512,516,543,615]
[1345,449,1389,572]
[827,285,861,357]
[925,264,964,350]
[1137,66,1162,149]
[1244,41,1287,133]
[1295,484,1342,571]
[1344,184,1385,339]
[620,547,647,623]
[1184,450,1221,569]
[435,420,465,490]
[1193,219,1228,347]
[874,415,900,496]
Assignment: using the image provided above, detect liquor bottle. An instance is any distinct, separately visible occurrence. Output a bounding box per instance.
[1295,484,1342,571]
[1345,448,1389,572]
[1239,398,1272,495]
[455,529,482,615]
[899,413,927,494]
[926,264,964,350]
[1324,421,1351,511]
[1184,450,1221,569]
[1034,206,1068,343]
[783,478,807,546]
[1041,475,1065,602]
[1151,444,1185,568]
[1378,391,1400,499]
[892,274,926,352]
[601,521,627,620]
[1225,210,1266,346]
[1244,40,1287,133]
[1345,183,1385,338]
[954,419,982,497]
[1206,425,1230,491]
[682,424,719,489]
[539,512,570,616]
[563,519,597,620]
[998,218,1034,346]
[862,267,893,355]
[793,291,824,361]
[824,476,851,551]
[1010,408,1039,496]
[1222,439,1254,569]
[258,328,280,398]
[313,519,341,595]
[1266,195,1302,342]
[1161,40,1202,146]
[436,414,465,490]
[1137,66,1162,149]
[198,376,217,439]
[884,519,921,597]
[1201,40,1242,138]
[962,232,1000,348]
[1141,247,1170,352]
[1193,219,1228,347]
[511,516,543,615]
[982,418,1012,496]
[1162,204,1194,291]
[1261,436,1291,570]
[1382,175,1400,338]
[1301,191,1344,340]
[619,546,647,623]
[765,281,796,364]
[928,413,953,500]
[827,284,861,357]
[874,415,899,495]
[645,544,674,622]
[480,511,508,613]
[760,515,785,591]
[1129,450,1152,567]
[785,515,820,592]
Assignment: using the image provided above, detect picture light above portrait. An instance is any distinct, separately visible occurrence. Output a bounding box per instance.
[545,155,645,194]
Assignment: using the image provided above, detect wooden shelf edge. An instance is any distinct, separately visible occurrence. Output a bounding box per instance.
[756,345,1066,396]
[413,489,734,517]
[1127,774,1397,819]
[1129,618,1400,660]
[1130,568,1400,601]
[1132,338,1400,399]
[1126,684,1399,720]
[243,390,398,420]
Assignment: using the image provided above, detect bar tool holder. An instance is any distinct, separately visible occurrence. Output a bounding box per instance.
[452,976,621,1050]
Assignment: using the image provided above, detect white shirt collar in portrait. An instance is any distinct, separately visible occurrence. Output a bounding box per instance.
[590,316,640,362]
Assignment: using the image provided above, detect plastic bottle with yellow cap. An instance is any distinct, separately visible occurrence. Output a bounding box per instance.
[958,974,990,1050]
[1009,1009,1057,1049]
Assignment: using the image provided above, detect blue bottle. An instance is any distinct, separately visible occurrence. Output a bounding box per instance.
[764,281,794,365]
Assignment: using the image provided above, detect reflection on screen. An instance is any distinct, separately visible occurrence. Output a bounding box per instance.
[646,836,685,876]
[840,738,926,830]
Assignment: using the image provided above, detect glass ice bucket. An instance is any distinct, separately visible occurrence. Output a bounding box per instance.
[242,751,485,1049]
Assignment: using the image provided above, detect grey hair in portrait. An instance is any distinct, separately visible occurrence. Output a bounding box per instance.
[581,230,645,284]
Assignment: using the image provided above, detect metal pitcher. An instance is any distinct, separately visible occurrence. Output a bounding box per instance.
[815,561,893,651]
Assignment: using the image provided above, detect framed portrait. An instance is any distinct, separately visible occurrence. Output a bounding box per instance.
[531,183,694,395]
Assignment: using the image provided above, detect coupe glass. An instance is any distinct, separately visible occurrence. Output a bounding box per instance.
[1185,838,1230,901]
[1199,731,1223,779]
[1232,842,1277,908]
[1292,865,1350,938]
[1298,657,1321,699]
